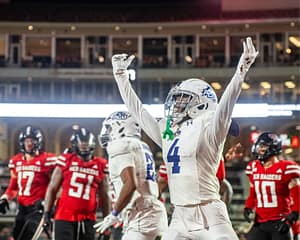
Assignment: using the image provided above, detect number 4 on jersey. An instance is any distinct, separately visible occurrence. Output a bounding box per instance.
[167,139,181,174]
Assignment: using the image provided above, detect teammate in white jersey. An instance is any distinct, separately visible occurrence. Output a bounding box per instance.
[94,111,168,240]
[110,37,258,239]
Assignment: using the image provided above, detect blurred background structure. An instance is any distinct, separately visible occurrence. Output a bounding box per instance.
[0,0,299,239]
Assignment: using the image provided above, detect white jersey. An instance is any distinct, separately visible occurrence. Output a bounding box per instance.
[106,137,168,236]
[106,136,159,208]
[115,71,244,206]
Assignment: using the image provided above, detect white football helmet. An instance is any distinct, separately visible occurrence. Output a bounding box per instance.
[99,111,141,148]
[164,78,218,123]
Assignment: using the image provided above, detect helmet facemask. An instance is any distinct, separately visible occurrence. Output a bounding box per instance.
[99,124,112,148]
[251,132,282,163]
[19,126,43,155]
[164,79,217,124]
[165,89,199,124]
[74,128,96,161]
[252,143,268,161]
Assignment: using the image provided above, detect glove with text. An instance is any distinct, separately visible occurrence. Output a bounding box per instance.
[111,54,135,77]
[237,37,258,76]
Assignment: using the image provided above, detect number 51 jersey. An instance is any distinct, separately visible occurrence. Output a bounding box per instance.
[55,153,106,221]
[245,159,300,222]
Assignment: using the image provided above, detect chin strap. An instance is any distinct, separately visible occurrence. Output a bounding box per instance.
[162,116,174,140]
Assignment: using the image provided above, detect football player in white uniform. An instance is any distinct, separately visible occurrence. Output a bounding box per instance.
[94,111,168,240]
[110,37,258,239]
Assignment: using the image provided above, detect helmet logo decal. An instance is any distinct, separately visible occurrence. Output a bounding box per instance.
[267,133,279,143]
[99,111,141,147]
[112,111,131,120]
[201,86,217,102]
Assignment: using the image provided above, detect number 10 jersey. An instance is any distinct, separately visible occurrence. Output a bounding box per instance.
[245,159,300,222]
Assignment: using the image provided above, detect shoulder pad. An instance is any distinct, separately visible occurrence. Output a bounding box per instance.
[107,138,141,157]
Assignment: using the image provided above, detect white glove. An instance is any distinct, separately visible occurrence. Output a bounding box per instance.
[93,213,121,233]
[111,54,135,76]
[237,37,258,76]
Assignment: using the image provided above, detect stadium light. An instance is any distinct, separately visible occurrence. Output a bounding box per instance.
[0,103,297,118]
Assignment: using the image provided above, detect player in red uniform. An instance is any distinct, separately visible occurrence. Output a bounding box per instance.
[244,132,300,240]
[292,220,300,240]
[0,125,57,240]
[43,127,109,240]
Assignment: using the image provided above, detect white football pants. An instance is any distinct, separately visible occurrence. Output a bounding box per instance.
[163,199,239,240]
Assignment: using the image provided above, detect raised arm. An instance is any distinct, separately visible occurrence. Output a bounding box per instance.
[112,54,162,147]
[212,37,258,144]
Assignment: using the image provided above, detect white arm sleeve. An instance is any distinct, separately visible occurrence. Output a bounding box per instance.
[114,72,162,147]
[211,37,257,146]
[211,71,244,145]
[110,153,135,175]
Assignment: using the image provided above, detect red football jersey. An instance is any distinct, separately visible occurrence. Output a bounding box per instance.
[55,153,107,221]
[7,152,57,206]
[158,164,168,182]
[216,158,226,182]
[245,160,300,222]
[292,220,300,235]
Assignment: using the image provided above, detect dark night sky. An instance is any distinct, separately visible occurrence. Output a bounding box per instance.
[0,0,224,22]
[6,0,211,6]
